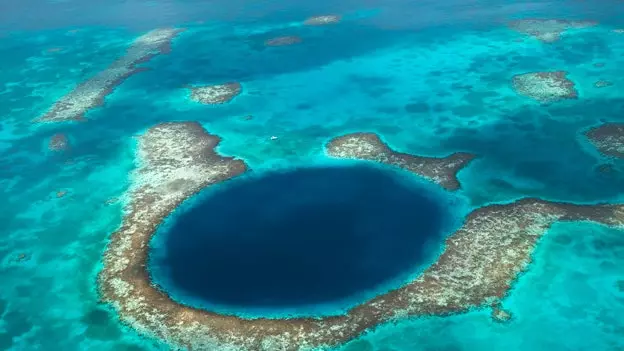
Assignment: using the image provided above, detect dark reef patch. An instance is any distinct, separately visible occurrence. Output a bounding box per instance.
[150,164,453,313]
[585,123,624,159]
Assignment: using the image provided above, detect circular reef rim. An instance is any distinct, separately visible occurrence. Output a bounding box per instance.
[99,123,624,351]
[147,163,462,319]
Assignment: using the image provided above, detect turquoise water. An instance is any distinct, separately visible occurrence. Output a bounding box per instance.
[1,0,624,350]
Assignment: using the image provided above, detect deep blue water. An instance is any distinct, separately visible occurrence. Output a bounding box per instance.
[149,164,459,316]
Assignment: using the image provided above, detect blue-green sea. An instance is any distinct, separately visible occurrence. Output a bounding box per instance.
[1,0,624,350]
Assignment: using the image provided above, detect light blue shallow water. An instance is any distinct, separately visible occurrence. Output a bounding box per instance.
[1,0,624,350]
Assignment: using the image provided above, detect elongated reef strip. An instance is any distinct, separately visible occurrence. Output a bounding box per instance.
[512,71,578,103]
[325,132,474,190]
[265,36,302,46]
[585,123,624,159]
[303,15,342,26]
[508,18,596,42]
[100,124,624,350]
[36,28,184,123]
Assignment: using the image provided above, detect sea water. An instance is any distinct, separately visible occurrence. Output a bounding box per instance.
[1,0,624,350]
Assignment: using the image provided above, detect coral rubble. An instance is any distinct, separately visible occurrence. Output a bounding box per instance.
[325,132,475,190]
[189,82,242,104]
[36,28,184,122]
[512,71,578,103]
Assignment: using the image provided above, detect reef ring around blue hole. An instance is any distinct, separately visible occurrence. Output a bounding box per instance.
[148,163,460,318]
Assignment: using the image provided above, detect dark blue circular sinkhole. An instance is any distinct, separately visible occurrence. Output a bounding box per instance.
[149,164,456,316]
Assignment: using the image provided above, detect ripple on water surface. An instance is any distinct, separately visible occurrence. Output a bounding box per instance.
[148,163,465,318]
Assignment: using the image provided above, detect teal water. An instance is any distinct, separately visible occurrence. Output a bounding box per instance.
[1,0,624,350]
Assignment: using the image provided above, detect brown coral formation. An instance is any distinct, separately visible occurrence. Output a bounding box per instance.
[585,123,624,159]
[508,19,597,42]
[189,82,242,104]
[303,15,342,26]
[325,132,475,191]
[265,36,302,47]
[99,128,624,351]
[48,133,69,151]
[512,71,578,103]
[36,28,184,123]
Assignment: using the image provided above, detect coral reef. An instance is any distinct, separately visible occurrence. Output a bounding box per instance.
[585,123,624,159]
[48,133,69,151]
[265,36,302,46]
[303,15,342,26]
[508,19,596,42]
[594,80,613,88]
[100,137,624,350]
[325,132,475,190]
[511,71,578,103]
[188,82,242,104]
[491,303,512,323]
[36,28,184,122]
[100,126,624,350]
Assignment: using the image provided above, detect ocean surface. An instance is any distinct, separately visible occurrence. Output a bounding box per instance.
[1,0,624,350]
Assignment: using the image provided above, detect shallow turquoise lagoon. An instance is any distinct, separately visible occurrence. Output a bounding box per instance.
[1,0,624,350]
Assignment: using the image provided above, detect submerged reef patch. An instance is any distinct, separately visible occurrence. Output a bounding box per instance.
[508,19,596,42]
[585,123,624,159]
[325,132,475,190]
[36,28,184,123]
[265,36,302,47]
[48,133,69,151]
[100,126,624,350]
[594,80,613,88]
[188,82,242,104]
[303,15,342,26]
[511,71,578,103]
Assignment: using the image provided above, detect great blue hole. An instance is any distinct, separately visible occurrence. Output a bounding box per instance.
[148,163,457,317]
